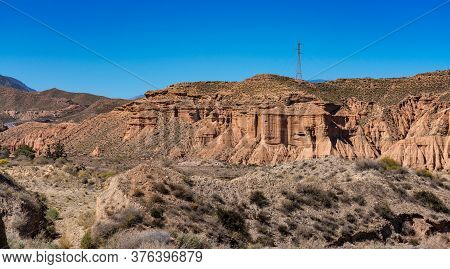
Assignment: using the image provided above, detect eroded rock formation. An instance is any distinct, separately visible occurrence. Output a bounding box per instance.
[0,71,448,171]
[117,73,449,170]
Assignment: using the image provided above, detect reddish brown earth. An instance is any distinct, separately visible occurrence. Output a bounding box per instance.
[0,87,128,124]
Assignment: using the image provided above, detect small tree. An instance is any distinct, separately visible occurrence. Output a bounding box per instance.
[45,142,67,160]
[14,144,36,159]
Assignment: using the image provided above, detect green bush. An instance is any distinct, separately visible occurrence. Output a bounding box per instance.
[416,169,434,179]
[14,144,35,159]
[80,230,97,249]
[379,157,402,171]
[46,208,60,221]
[249,191,269,208]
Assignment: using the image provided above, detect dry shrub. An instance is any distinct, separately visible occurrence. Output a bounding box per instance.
[176,233,210,249]
[153,182,170,195]
[217,208,247,235]
[92,206,143,239]
[355,159,382,171]
[278,224,290,237]
[249,191,269,208]
[256,211,271,225]
[78,210,96,230]
[255,235,276,248]
[169,183,194,202]
[150,194,165,204]
[413,191,448,213]
[59,234,72,249]
[296,185,338,209]
[110,229,173,249]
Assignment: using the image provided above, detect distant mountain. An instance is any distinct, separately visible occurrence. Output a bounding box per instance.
[0,86,128,124]
[132,95,145,99]
[0,75,35,92]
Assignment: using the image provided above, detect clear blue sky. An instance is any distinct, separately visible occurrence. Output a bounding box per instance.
[0,0,449,98]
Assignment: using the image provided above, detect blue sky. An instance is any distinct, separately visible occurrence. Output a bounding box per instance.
[0,0,449,98]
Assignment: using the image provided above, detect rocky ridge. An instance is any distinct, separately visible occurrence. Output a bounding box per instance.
[92,157,450,248]
[0,86,128,124]
[0,71,449,171]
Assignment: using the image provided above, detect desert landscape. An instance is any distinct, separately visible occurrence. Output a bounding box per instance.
[0,70,449,249]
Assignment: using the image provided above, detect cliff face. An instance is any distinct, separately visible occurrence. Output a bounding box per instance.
[117,74,449,171]
[0,72,448,171]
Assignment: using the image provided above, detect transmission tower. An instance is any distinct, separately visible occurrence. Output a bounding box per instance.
[296,42,303,81]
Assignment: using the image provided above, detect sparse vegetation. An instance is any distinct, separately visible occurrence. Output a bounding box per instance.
[217,208,247,235]
[14,144,35,159]
[416,169,434,179]
[78,211,96,230]
[80,230,97,249]
[413,191,448,213]
[296,185,338,209]
[249,191,269,208]
[58,234,73,249]
[169,183,194,202]
[46,208,60,221]
[45,142,67,160]
[176,233,209,249]
[355,159,382,171]
[379,157,402,171]
[153,182,170,195]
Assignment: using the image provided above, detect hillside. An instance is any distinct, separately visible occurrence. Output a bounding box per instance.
[90,157,449,248]
[0,86,128,124]
[0,70,448,249]
[0,70,448,171]
[0,75,34,92]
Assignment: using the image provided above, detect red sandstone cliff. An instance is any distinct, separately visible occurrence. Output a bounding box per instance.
[0,71,448,171]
